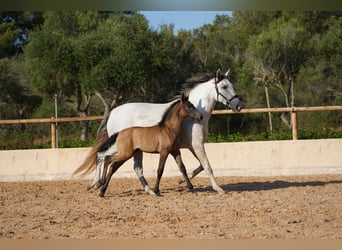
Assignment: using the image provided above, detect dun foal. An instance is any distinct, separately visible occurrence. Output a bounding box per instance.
[98,95,202,197]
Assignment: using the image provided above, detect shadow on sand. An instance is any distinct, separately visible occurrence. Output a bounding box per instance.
[194,179,342,193]
[110,177,342,197]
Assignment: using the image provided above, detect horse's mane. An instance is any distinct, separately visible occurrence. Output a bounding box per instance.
[180,72,227,96]
[158,99,181,126]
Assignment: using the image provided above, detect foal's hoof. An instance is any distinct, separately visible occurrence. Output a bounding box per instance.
[95,181,104,190]
[144,186,157,196]
[154,190,162,197]
[99,191,105,198]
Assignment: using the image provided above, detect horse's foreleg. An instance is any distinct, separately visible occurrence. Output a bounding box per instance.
[153,152,169,196]
[99,160,125,198]
[171,149,194,193]
[191,145,225,194]
[133,150,156,196]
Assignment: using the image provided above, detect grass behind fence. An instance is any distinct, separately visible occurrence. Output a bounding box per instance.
[1,128,342,150]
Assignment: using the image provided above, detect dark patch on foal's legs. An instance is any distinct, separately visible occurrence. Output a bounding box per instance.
[139,176,148,187]
[154,189,162,197]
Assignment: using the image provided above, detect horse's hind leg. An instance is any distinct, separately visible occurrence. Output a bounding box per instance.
[171,149,194,193]
[190,145,225,194]
[190,165,204,179]
[87,155,104,190]
[133,150,156,196]
[178,165,203,184]
[95,156,110,189]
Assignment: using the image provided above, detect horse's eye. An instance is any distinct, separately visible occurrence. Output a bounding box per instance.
[222,85,228,90]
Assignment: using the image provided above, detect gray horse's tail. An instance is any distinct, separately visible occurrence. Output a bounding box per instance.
[73,129,109,176]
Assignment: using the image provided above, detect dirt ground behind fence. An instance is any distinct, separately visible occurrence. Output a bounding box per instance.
[0,175,341,239]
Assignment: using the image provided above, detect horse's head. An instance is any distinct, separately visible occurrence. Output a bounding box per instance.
[181,94,203,121]
[214,69,243,112]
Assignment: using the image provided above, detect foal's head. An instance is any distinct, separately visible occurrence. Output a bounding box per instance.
[179,94,203,121]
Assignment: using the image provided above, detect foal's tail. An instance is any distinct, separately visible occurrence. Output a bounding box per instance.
[72,130,109,176]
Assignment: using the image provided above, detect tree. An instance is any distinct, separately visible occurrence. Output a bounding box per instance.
[192,16,235,72]
[24,11,107,140]
[244,17,310,129]
[25,11,185,140]
[0,56,41,119]
[296,16,342,130]
[0,12,44,58]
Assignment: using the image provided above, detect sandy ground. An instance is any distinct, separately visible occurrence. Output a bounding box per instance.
[0,175,341,239]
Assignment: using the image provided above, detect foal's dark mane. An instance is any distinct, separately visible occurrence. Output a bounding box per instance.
[158,99,181,126]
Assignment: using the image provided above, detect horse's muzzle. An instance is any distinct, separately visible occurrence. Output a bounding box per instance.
[229,97,243,112]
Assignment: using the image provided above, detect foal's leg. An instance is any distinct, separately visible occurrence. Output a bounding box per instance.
[99,160,126,197]
[153,152,169,196]
[171,149,194,193]
[133,150,156,196]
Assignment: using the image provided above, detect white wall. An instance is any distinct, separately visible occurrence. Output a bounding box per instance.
[0,139,341,182]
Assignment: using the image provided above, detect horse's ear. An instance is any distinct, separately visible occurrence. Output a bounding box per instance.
[215,69,221,84]
[225,68,230,77]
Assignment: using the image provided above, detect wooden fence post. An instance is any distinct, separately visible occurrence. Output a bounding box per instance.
[291,111,298,140]
[51,118,56,148]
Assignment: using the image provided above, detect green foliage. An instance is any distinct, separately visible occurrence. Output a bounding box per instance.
[207,129,342,143]
[0,56,42,119]
[0,11,342,149]
[0,12,44,57]
[0,20,18,58]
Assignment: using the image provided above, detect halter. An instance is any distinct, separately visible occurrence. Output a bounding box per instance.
[214,76,239,107]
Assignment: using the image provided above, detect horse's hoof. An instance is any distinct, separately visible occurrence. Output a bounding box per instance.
[87,180,97,190]
[189,188,197,195]
[99,191,105,198]
[87,184,94,191]
[217,189,226,195]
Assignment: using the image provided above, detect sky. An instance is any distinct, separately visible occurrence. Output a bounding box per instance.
[139,11,232,33]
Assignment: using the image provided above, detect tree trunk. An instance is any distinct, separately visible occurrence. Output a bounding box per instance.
[94,90,123,138]
[276,81,292,129]
[264,84,273,132]
[77,86,91,141]
[80,118,89,141]
[95,91,110,138]
[280,113,292,129]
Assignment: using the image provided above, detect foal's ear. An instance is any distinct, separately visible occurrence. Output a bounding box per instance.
[181,94,188,102]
